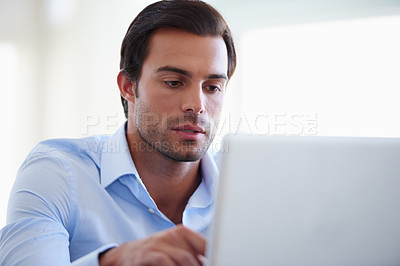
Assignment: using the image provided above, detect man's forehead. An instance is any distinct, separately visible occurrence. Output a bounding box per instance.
[148,27,225,53]
[151,27,208,40]
[145,27,228,76]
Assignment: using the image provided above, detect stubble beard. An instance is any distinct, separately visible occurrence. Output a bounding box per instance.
[134,104,217,162]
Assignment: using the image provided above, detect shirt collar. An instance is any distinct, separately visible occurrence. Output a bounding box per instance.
[201,150,219,198]
[185,150,220,209]
[100,122,140,188]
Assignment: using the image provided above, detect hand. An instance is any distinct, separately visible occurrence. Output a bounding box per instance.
[99,224,207,266]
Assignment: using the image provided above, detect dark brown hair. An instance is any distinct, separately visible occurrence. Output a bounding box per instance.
[119,0,236,118]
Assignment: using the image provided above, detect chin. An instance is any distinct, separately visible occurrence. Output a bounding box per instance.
[160,148,207,162]
[166,152,204,162]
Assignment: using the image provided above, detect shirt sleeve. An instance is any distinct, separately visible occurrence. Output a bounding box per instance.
[0,151,114,265]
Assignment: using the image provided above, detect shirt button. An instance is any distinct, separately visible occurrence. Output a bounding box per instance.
[148,208,155,214]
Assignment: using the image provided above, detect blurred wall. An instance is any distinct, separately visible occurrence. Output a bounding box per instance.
[0,0,154,228]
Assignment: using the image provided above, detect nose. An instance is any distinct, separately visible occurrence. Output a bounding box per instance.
[181,85,205,114]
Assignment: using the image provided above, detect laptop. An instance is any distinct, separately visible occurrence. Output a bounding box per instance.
[207,135,400,266]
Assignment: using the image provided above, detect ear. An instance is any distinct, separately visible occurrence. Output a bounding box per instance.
[117,70,136,104]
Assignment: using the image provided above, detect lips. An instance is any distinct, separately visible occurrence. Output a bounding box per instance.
[171,124,206,140]
[172,124,206,134]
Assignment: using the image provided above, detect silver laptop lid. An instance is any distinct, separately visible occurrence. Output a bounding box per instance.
[207,135,400,266]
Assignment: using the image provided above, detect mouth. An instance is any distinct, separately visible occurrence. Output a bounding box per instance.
[171,124,206,139]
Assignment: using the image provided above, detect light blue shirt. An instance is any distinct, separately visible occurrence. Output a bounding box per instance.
[0,123,219,265]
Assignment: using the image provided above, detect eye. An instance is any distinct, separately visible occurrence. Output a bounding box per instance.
[165,81,182,88]
[205,85,222,93]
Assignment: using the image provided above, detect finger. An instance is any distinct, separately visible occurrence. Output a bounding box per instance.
[198,254,208,266]
[174,225,206,256]
[160,244,202,266]
[146,251,178,266]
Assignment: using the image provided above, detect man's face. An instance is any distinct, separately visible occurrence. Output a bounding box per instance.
[132,28,228,162]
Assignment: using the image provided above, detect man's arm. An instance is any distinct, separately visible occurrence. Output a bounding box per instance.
[0,153,113,265]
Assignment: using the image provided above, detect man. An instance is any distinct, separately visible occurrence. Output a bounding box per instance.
[0,0,236,265]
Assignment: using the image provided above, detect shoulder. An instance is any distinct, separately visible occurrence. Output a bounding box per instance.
[25,135,109,168]
[16,134,111,190]
[8,135,111,223]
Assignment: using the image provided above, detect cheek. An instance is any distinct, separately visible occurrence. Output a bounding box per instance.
[139,86,175,113]
[205,95,224,121]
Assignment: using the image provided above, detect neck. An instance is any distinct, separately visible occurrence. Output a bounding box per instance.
[126,123,202,224]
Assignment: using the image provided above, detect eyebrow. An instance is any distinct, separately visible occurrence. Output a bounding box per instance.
[155,65,228,80]
[207,73,228,80]
[156,66,191,77]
